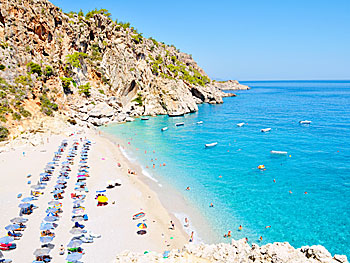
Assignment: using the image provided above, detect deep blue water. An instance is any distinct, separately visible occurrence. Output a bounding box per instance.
[102,80,350,256]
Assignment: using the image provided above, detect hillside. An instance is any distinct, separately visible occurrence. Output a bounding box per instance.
[0,0,248,140]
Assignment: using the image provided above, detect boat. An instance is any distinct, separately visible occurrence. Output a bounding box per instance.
[141,117,149,120]
[168,112,185,117]
[270,150,288,155]
[125,117,134,122]
[299,120,311,124]
[197,121,203,124]
[205,142,218,148]
[161,127,168,131]
[132,212,145,220]
[237,122,245,127]
[261,128,271,132]
[175,122,184,127]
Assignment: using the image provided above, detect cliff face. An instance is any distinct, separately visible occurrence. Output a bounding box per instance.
[0,0,247,139]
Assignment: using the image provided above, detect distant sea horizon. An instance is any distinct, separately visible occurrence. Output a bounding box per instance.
[102,80,350,257]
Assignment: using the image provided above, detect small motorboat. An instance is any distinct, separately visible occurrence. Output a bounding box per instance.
[125,117,134,122]
[175,122,184,127]
[141,117,149,120]
[168,112,185,117]
[237,122,245,127]
[133,212,145,220]
[205,142,218,148]
[299,120,311,124]
[197,121,203,124]
[261,128,271,132]
[161,127,168,131]
[270,150,288,155]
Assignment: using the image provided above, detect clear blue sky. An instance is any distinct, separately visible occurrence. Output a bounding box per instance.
[52,0,350,81]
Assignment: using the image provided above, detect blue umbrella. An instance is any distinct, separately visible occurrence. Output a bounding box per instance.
[18,203,31,209]
[75,182,85,186]
[40,223,55,230]
[5,224,20,231]
[44,216,57,222]
[31,185,45,190]
[46,208,59,213]
[10,217,28,224]
[66,252,82,261]
[0,236,14,243]
[56,180,66,184]
[21,197,35,202]
[54,184,65,189]
[40,236,54,243]
[52,190,63,194]
[67,239,83,248]
[40,173,49,176]
[48,200,60,206]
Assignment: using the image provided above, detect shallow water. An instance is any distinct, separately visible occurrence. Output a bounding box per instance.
[102,80,350,256]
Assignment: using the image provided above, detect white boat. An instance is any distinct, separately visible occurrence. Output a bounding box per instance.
[161,127,168,131]
[205,142,218,148]
[270,150,288,155]
[197,121,203,124]
[261,128,271,132]
[141,117,149,120]
[168,112,185,117]
[237,122,245,127]
[125,117,134,122]
[299,120,311,124]
[175,122,184,127]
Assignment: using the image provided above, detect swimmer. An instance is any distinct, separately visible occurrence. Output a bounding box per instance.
[304,192,308,194]
[273,179,276,183]
[265,226,271,229]
[163,163,166,166]
[227,231,231,237]
[219,175,222,178]
[289,190,292,194]
[259,236,263,241]
[223,234,227,238]
[153,164,155,168]
[184,218,189,227]
[238,225,242,231]
[245,237,248,243]
[210,203,214,207]
[186,187,191,191]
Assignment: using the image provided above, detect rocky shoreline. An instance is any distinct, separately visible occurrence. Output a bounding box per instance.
[116,239,348,263]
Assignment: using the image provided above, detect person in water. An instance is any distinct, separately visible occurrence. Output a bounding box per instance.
[184,218,189,227]
[227,231,231,237]
[186,187,190,191]
[210,203,214,207]
[259,236,263,241]
[238,225,242,231]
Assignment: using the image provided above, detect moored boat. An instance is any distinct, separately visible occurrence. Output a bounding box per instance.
[161,127,168,131]
[270,150,288,155]
[168,112,185,117]
[141,117,149,120]
[237,122,245,127]
[299,120,312,124]
[175,122,184,127]
[197,121,203,124]
[261,128,271,132]
[205,142,218,148]
[125,117,134,122]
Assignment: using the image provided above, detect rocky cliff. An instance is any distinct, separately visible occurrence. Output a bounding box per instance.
[0,0,248,140]
[116,239,348,263]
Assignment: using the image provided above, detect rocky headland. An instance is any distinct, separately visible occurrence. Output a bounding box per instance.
[0,0,248,141]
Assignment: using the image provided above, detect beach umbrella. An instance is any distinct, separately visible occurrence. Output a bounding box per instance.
[44,216,57,222]
[40,236,54,243]
[75,188,86,192]
[66,252,82,261]
[97,196,108,203]
[48,200,60,206]
[73,200,85,205]
[31,185,45,190]
[54,184,65,189]
[5,224,20,231]
[137,223,147,229]
[41,243,55,249]
[33,248,50,256]
[40,223,55,231]
[52,189,63,194]
[75,182,85,186]
[40,172,49,176]
[21,197,35,202]
[56,180,66,184]
[71,217,84,222]
[69,228,86,235]
[46,208,59,213]
[10,217,28,224]
[72,209,84,215]
[67,239,83,248]
[18,203,31,209]
[0,236,14,243]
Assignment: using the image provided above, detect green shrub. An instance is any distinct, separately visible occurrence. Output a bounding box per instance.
[27,62,42,76]
[0,125,9,141]
[85,9,111,19]
[0,115,6,123]
[90,44,102,61]
[15,75,32,86]
[78,83,91,97]
[0,64,5,71]
[132,93,143,106]
[98,89,105,94]
[19,106,32,118]
[131,33,143,44]
[66,52,87,68]
[149,37,159,47]
[129,68,135,72]
[40,94,58,116]
[12,112,21,121]
[43,66,53,77]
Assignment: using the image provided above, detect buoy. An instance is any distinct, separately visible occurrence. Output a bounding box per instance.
[289,155,291,157]
[163,163,166,166]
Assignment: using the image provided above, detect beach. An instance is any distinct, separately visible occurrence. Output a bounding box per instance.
[0,128,188,262]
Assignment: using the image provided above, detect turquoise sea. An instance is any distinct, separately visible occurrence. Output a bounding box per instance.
[102,80,350,256]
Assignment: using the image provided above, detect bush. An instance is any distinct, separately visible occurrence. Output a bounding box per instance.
[85,9,111,19]
[40,94,58,116]
[27,62,42,76]
[0,64,5,71]
[132,93,143,106]
[12,112,21,121]
[0,125,9,141]
[98,89,105,94]
[19,106,32,118]
[43,66,53,77]
[78,83,91,97]
[149,37,159,47]
[60,77,75,94]
[66,52,87,68]
[131,33,143,44]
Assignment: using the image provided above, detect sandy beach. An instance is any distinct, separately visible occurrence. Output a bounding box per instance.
[0,128,188,263]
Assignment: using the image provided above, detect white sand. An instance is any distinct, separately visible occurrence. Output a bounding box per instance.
[0,129,188,263]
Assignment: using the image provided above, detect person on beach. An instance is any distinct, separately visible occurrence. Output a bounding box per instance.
[189,231,194,242]
[59,245,65,255]
[184,218,189,227]
[170,221,175,230]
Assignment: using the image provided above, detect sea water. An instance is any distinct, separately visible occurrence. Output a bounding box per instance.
[101,80,350,256]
